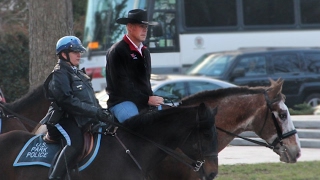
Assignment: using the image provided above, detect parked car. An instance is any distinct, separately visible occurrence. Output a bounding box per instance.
[185,47,320,108]
[151,74,236,105]
[0,87,6,103]
[96,74,236,108]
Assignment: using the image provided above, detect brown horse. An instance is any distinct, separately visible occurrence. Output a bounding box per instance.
[0,103,218,180]
[150,79,301,179]
[0,84,49,133]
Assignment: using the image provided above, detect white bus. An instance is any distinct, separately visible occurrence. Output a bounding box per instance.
[80,0,320,92]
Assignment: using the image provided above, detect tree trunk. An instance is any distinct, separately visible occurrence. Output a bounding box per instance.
[29,0,74,89]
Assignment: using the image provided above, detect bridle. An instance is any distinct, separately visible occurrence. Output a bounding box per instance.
[216,90,297,150]
[262,91,297,148]
[178,111,218,172]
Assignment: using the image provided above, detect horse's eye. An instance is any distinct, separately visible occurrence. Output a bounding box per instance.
[279,112,287,120]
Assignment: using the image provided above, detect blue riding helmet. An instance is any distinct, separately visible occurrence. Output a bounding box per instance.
[56,36,86,55]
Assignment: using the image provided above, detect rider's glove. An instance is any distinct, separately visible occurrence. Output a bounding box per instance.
[96,108,110,121]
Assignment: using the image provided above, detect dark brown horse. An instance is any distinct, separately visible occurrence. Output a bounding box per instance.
[0,84,49,133]
[0,103,218,180]
[151,79,301,179]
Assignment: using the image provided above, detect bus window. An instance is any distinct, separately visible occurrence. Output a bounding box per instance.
[300,0,320,25]
[183,0,237,27]
[243,0,294,26]
[83,0,147,51]
[154,0,175,10]
[150,12,175,48]
[148,0,177,50]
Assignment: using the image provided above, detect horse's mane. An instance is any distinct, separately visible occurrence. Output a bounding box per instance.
[181,86,266,105]
[181,81,285,105]
[4,84,45,111]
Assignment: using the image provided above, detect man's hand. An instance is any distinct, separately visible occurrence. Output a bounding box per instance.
[148,96,164,106]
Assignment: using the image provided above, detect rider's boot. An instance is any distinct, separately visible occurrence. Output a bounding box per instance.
[48,145,77,180]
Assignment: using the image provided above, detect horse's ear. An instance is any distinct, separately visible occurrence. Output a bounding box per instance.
[198,103,207,119]
[198,103,206,112]
[268,78,284,99]
[198,103,217,123]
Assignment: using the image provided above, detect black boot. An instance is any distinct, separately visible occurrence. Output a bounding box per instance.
[49,146,77,180]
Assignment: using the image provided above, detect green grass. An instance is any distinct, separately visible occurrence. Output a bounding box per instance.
[216,161,320,180]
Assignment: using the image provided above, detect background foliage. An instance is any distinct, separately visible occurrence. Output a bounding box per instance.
[0,32,29,101]
[0,0,87,102]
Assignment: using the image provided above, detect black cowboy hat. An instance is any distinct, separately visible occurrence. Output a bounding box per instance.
[116,9,157,25]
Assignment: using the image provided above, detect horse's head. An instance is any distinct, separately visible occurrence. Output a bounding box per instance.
[256,79,301,163]
[124,103,219,179]
[179,103,219,180]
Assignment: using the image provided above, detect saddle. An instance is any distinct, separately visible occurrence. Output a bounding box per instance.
[43,122,112,161]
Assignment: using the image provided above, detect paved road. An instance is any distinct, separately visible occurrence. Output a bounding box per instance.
[219,146,320,165]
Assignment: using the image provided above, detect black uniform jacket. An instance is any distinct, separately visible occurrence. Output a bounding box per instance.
[106,35,153,111]
[43,60,101,127]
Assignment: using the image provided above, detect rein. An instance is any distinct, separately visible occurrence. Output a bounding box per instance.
[0,103,38,129]
[98,111,213,177]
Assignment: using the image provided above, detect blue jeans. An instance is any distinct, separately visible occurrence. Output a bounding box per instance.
[109,101,139,123]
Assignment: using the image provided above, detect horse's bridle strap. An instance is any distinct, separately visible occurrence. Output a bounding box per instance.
[264,91,297,147]
[216,127,275,149]
[110,127,143,172]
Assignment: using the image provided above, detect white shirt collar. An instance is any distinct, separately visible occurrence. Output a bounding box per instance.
[126,35,143,54]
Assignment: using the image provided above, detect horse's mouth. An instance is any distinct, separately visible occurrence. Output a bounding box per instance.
[274,145,301,163]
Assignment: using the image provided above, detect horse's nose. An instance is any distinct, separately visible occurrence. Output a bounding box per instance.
[296,151,301,159]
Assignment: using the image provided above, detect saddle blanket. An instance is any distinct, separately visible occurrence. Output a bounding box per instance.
[13,131,102,171]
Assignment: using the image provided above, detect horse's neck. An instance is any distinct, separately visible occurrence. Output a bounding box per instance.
[109,127,177,171]
[198,95,265,152]
[15,100,49,122]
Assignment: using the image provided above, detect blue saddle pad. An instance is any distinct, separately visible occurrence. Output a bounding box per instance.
[13,130,102,171]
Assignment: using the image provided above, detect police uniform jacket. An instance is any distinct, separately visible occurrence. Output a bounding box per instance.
[106,35,153,111]
[43,60,100,127]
